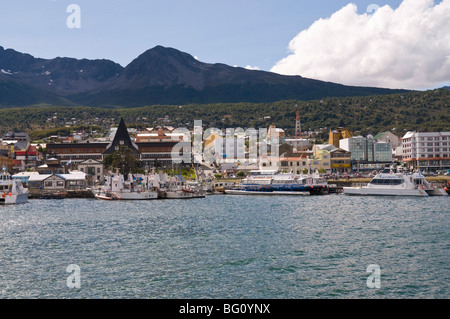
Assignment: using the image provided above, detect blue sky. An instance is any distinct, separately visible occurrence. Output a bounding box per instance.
[0,0,448,89]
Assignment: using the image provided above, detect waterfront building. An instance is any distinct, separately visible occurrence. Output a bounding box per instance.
[27,172,87,191]
[311,146,332,172]
[313,144,351,173]
[340,135,393,171]
[78,159,104,185]
[401,131,450,172]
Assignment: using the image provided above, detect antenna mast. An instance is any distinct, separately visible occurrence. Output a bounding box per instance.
[295,105,302,139]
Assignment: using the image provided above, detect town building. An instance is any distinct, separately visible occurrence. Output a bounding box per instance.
[314,144,352,173]
[46,118,187,172]
[401,131,450,172]
[374,131,400,149]
[328,127,353,147]
[340,135,393,171]
[27,172,87,191]
[0,149,13,170]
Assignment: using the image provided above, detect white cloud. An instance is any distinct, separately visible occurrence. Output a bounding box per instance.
[245,65,260,70]
[271,0,450,90]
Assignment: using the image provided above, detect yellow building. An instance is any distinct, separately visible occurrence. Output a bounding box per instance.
[310,147,332,172]
[329,148,352,172]
[329,127,353,147]
[313,144,351,173]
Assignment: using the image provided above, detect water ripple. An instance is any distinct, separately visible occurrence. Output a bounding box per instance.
[0,196,448,298]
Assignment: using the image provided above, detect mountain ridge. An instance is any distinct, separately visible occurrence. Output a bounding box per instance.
[0,45,409,107]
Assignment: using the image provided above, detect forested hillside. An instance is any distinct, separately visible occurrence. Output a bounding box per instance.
[0,89,448,138]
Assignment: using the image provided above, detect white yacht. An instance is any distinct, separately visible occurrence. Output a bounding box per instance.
[0,168,29,205]
[343,169,447,197]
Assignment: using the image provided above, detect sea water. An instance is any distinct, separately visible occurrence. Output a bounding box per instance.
[0,195,448,298]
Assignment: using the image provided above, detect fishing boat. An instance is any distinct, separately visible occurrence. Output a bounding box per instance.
[0,167,29,205]
[225,170,328,195]
[343,168,448,197]
[161,176,205,199]
[95,173,158,200]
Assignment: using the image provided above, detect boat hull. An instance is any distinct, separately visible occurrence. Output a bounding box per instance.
[112,191,158,200]
[165,191,194,199]
[343,187,429,197]
[425,189,449,196]
[225,189,310,196]
[0,192,29,205]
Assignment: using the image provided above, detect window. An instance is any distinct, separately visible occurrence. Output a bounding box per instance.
[370,179,405,185]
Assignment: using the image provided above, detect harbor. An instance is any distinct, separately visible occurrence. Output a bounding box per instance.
[1,195,448,299]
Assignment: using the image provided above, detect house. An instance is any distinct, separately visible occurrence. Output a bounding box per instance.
[374,131,400,149]
[78,159,104,185]
[28,172,87,191]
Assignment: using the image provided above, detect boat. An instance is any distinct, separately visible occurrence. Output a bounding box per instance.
[0,167,29,205]
[343,168,448,197]
[225,189,310,196]
[161,177,205,199]
[92,189,121,200]
[95,173,158,200]
[225,170,329,195]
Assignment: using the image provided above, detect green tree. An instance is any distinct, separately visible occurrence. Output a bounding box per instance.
[103,145,141,177]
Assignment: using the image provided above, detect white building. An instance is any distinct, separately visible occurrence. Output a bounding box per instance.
[401,131,450,171]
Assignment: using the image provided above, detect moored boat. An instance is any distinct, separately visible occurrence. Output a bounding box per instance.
[0,167,29,205]
[343,168,447,197]
[95,173,158,200]
[228,170,328,195]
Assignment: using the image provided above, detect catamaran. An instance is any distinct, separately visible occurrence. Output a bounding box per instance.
[343,168,448,197]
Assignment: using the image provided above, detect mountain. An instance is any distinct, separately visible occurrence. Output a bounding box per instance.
[442,86,450,90]
[0,46,123,97]
[0,45,408,107]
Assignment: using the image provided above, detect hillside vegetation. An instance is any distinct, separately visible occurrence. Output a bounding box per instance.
[0,89,448,138]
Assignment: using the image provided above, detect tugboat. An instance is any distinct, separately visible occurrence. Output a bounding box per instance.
[0,167,29,205]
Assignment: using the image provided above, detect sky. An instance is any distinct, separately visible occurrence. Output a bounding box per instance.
[0,0,449,90]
